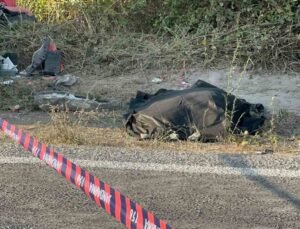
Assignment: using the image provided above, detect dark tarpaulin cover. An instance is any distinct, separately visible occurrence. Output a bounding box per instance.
[124,80,265,141]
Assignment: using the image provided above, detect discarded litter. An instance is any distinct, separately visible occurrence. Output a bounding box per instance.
[179,76,191,89]
[3,56,15,69]
[9,104,20,112]
[34,91,114,112]
[23,37,64,76]
[151,77,163,84]
[0,79,14,85]
[55,74,79,87]
[256,149,274,155]
[179,79,191,89]
[0,55,18,77]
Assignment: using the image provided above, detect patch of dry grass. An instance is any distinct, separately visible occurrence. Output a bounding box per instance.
[0,107,299,155]
[23,109,300,154]
[0,122,299,155]
[1,18,299,76]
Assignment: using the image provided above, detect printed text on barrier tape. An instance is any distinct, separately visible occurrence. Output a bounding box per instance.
[0,117,173,229]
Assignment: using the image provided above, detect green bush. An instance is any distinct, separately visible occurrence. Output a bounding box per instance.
[17,0,299,32]
[11,0,300,72]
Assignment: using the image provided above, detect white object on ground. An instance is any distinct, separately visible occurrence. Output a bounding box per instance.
[3,57,17,70]
[0,80,14,85]
[151,77,163,84]
[180,80,191,89]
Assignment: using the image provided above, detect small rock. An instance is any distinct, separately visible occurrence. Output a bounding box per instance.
[240,140,249,146]
[140,134,150,139]
[256,149,274,155]
[55,74,79,87]
[151,77,163,84]
[10,105,21,112]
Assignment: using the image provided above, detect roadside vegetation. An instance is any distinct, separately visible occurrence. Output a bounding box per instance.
[5,0,299,73]
[1,108,299,154]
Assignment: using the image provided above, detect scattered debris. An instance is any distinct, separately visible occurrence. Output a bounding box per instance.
[9,104,20,112]
[23,37,64,76]
[3,56,16,69]
[34,91,115,112]
[0,37,82,114]
[0,79,14,85]
[151,77,163,84]
[179,80,191,89]
[3,52,17,65]
[55,74,79,87]
[179,76,191,89]
[256,149,274,155]
[0,55,18,77]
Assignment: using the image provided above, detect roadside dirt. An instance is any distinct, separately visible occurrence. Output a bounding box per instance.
[1,68,299,136]
[0,68,299,154]
[71,68,300,114]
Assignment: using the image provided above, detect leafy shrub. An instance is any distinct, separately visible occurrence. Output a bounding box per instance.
[17,0,299,32]
[12,0,300,71]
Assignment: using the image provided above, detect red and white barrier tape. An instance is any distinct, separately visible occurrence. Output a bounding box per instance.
[0,117,173,229]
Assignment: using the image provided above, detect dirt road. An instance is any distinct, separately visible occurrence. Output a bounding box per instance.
[0,143,299,229]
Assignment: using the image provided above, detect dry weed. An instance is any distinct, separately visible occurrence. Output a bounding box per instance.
[0,109,298,155]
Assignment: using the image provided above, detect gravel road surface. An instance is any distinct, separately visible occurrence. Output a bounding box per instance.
[0,143,299,229]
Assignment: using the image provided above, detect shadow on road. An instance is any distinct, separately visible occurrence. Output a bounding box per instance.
[219,154,300,210]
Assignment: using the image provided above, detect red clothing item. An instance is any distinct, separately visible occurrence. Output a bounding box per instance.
[1,0,32,15]
[4,6,32,15]
[0,0,16,7]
